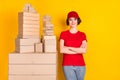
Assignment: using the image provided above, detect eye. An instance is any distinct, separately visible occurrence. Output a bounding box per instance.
[72,18,77,21]
[74,18,77,20]
[69,18,72,21]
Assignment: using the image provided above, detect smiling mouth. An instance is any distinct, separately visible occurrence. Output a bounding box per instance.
[72,24,76,25]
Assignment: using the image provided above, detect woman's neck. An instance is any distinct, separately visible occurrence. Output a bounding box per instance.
[69,27,78,33]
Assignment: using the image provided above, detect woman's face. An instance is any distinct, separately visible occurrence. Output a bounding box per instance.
[68,17,77,28]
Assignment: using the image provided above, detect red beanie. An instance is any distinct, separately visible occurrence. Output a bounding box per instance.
[67,11,79,19]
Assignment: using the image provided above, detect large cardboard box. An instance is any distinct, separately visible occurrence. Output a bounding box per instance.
[9,75,56,80]
[9,65,56,75]
[8,53,57,80]
[9,53,57,64]
[15,38,40,46]
[43,36,57,52]
[15,45,34,53]
[44,45,56,53]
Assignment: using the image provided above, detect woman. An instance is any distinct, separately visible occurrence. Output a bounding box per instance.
[60,11,87,80]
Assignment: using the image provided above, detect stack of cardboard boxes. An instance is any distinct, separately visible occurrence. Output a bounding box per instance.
[8,4,57,80]
[42,15,57,53]
[43,15,54,36]
[16,4,42,53]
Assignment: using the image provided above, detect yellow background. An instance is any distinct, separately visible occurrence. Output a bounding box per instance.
[0,0,120,80]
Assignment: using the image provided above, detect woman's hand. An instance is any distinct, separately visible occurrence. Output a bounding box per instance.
[68,40,87,54]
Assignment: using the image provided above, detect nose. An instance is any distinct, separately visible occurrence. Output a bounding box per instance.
[72,20,75,24]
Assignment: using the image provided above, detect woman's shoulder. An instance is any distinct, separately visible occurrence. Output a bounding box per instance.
[60,30,69,39]
[78,31,86,35]
[61,30,69,34]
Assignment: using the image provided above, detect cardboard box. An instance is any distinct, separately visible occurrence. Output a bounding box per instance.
[15,38,40,46]
[19,20,39,25]
[15,45,34,53]
[43,32,54,36]
[43,24,53,27]
[44,45,56,53]
[44,30,54,34]
[34,43,43,53]
[18,12,39,17]
[9,53,57,64]
[9,65,56,75]
[43,15,51,22]
[28,6,37,13]
[44,39,56,45]
[23,4,37,13]
[43,36,56,39]
[19,27,39,33]
[43,30,53,32]
[19,31,39,35]
[9,75,56,80]
[19,24,39,28]
[42,36,56,52]
[18,14,39,21]
[18,35,40,39]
